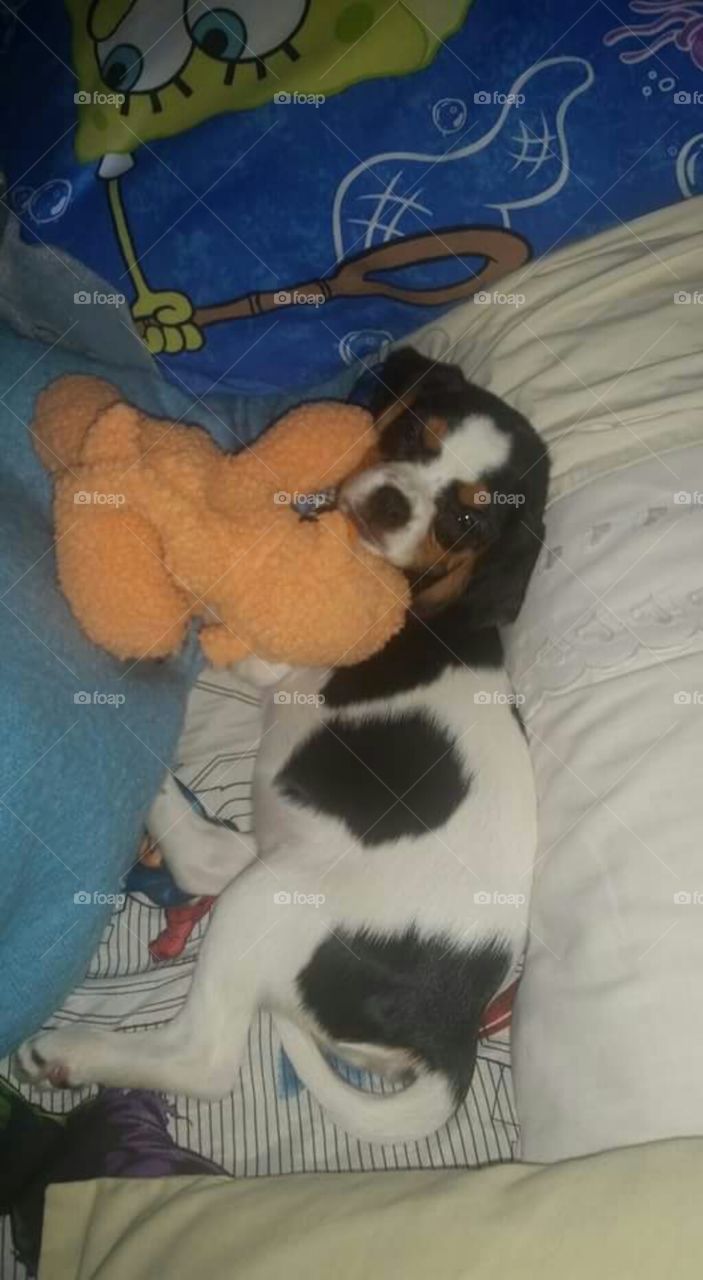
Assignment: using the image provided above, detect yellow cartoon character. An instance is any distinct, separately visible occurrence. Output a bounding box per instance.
[67,1,517,358]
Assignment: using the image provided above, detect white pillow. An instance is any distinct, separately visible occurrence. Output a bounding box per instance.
[408,196,703,503]
[510,448,703,1159]
[409,198,703,1159]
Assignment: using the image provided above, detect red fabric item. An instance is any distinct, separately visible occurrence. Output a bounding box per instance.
[479,978,519,1040]
[149,896,216,962]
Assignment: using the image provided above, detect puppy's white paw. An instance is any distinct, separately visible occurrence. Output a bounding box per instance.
[15,1029,92,1089]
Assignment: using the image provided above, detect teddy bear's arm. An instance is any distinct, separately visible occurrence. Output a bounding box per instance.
[212,511,409,670]
[248,403,377,492]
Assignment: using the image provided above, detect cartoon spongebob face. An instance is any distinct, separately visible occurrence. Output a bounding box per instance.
[92,0,309,99]
[67,0,474,161]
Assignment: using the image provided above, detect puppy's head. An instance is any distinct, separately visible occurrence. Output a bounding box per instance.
[339,348,549,623]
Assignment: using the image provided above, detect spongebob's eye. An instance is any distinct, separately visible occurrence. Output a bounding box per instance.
[101,43,144,92]
[189,9,247,62]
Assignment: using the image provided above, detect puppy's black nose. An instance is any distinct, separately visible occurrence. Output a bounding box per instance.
[364,484,411,530]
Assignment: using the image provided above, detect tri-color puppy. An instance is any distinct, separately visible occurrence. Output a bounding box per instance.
[18,349,549,1145]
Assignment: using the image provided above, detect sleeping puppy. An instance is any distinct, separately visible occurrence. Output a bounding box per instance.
[17,349,549,1146]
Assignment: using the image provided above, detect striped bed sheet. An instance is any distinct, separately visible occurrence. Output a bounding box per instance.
[1,670,519,1280]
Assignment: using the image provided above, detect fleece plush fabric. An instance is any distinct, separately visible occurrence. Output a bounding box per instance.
[0,328,206,1057]
[33,380,407,669]
[0,323,355,1057]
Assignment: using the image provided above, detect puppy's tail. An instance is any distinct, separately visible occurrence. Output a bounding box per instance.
[274,1015,457,1145]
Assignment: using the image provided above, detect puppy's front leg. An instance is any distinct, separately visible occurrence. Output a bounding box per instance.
[16,864,278,1097]
[148,773,257,895]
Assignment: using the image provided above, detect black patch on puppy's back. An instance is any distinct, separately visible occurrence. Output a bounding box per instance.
[276,710,470,845]
[298,927,510,1103]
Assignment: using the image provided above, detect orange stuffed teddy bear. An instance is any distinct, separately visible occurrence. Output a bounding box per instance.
[32,375,409,668]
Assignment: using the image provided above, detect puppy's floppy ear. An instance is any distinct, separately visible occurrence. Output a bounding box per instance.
[412,557,478,619]
[370,347,466,424]
[462,445,550,628]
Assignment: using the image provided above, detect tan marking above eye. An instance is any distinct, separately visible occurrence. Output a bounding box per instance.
[374,389,419,429]
[457,482,490,508]
[422,416,448,453]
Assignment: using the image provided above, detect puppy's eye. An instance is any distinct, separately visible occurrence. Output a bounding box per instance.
[434,505,483,549]
[456,508,479,533]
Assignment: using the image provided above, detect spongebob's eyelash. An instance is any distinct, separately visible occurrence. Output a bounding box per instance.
[279,39,301,64]
[235,38,301,85]
[118,37,303,114]
[120,74,193,116]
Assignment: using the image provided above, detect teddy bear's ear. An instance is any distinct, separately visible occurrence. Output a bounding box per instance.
[80,402,145,467]
[32,375,121,473]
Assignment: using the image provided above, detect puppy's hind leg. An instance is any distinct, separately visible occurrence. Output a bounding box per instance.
[16,864,280,1098]
[148,773,257,895]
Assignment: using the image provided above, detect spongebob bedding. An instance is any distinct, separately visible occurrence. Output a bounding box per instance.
[1,0,701,397]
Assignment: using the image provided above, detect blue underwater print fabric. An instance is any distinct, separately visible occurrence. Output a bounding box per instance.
[0,0,701,397]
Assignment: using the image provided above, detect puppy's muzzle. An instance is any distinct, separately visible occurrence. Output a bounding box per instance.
[362,484,411,531]
[340,476,413,550]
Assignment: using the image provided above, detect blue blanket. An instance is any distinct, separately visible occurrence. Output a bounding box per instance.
[1,0,701,398]
[0,316,358,1056]
[0,329,211,1055]
[0,324,283,1057]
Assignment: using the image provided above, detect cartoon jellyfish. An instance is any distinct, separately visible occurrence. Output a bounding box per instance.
[604,0,703,71]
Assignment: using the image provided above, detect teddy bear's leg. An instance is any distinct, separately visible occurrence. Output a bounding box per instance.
[58,509,192,661]
[199,623,250,668]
